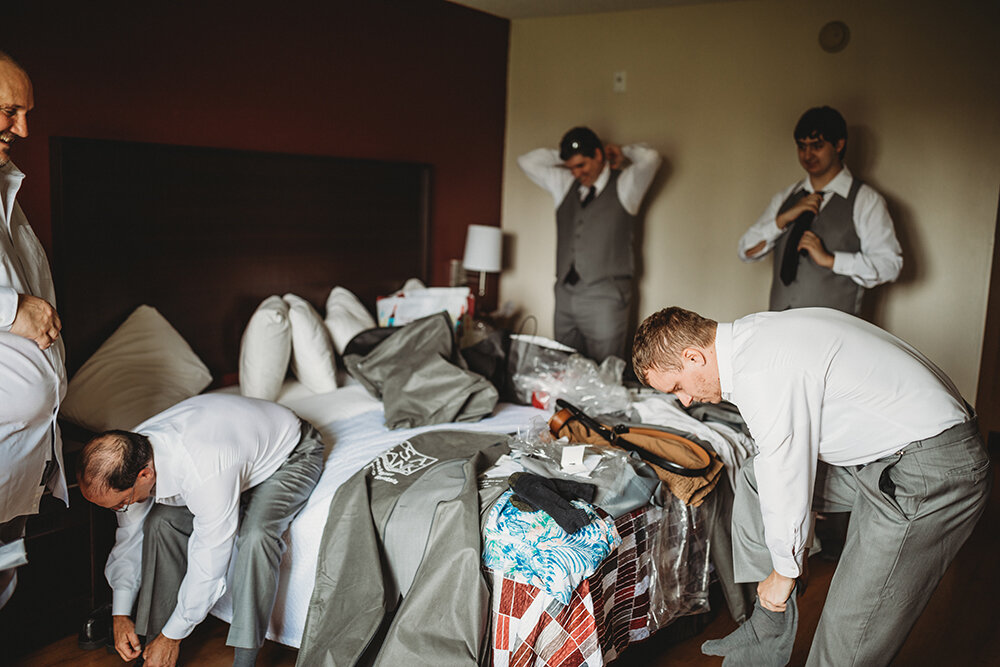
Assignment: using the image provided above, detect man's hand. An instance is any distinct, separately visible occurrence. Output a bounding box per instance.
[798,230,835,269]
[746,240,766,258]
[757,570,796,612]
[775,192,822,230]
[144,633,182,667]
[112,615,143,662]
[604,143,624,169]
[10,294,61,350]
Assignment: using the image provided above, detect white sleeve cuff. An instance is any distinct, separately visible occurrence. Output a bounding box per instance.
[0,287,18,329]
[161,614,195,641]
[112,589,139,618]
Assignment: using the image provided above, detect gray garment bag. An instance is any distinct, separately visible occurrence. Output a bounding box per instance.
[297,430,509,667]
[344,312,498,429]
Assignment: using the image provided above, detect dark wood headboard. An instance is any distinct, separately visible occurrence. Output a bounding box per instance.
[50,137,431,380]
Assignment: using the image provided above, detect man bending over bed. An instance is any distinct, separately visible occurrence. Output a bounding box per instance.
[78,394,325,667]
[632,306,990,665]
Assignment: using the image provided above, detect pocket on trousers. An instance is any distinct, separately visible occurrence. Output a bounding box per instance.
[863,455,911,520]
[920,436,991,481]
[612,277,632,307]
[946,456,991,481]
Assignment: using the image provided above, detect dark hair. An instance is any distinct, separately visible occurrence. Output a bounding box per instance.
[559,126,603,161]
[632,307,717,382]
[78,430,154,493]
[794,106,847,159]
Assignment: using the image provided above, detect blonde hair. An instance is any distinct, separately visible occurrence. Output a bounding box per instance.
[632,307,717,382]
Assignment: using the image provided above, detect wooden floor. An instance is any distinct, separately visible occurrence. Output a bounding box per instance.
[15,460,999,666]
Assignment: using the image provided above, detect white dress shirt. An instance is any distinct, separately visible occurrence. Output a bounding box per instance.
[0,161,68,523]
[737,167,902,288]
[716,308,968,578]
[517,143,661,216]
[106,394,302,640]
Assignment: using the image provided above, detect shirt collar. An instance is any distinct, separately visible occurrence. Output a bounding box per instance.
[715,322,734,400]
[578,161,611,198]
[145,442,180,500]
[802,165,853,199]
[1,160,24,224]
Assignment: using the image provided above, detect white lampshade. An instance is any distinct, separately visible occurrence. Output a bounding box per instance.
[462,224,502,272]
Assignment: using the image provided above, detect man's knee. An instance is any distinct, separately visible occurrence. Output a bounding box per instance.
[235,524,286,564]
[143,505,194,546]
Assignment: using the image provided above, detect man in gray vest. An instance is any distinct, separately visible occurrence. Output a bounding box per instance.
[738,106,902,316]
[519,127,660,362]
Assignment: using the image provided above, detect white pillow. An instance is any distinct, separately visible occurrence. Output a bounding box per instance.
[61,305,212,432]
[239,296,291,401]
[324,286,376,355]
[400,277,426,291]
[283,294,338,394]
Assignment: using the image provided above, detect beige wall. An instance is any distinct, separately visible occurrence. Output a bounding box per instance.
[500,0,1000,399]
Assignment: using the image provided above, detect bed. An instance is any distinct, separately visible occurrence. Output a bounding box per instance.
[50,137,748,665]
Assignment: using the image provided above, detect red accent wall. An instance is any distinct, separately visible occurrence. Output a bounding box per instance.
[7,0,508,291]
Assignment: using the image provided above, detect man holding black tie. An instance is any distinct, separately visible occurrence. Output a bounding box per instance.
[519,127,660,361]
[738,106,902,316]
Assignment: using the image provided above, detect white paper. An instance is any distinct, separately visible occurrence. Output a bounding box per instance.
[483,454,526,478]
[560,445,588,474]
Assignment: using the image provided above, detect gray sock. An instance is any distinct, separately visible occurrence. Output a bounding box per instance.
[703,594,798,666]
[702,608,761,656]
[233,646,260,667]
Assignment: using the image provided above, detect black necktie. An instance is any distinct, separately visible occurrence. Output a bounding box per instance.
[581,186,596,208]
[779,191,823,286]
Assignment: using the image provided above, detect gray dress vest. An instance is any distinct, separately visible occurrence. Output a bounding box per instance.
[769,178,863,315]
[555,170,636,284]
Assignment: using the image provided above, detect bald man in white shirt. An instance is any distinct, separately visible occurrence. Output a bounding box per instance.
[78,394,325,667]
[0,51,69,610]
[632,306,991,666]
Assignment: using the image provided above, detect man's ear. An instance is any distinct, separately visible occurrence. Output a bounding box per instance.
[835,138,846,156]
[594,147,604,163]
[682,347,706,366]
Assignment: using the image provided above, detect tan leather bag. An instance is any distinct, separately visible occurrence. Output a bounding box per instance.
[549,400,725,506]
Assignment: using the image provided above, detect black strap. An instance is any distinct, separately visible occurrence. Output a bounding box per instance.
[555,399,713,478]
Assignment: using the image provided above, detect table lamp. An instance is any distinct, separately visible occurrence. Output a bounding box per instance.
[462,224,502,297]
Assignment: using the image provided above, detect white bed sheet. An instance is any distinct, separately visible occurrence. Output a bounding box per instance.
[209,379,548,648]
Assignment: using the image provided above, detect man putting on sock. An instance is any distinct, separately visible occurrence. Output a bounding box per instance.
[632,306,991,666]
[78,394,325,667]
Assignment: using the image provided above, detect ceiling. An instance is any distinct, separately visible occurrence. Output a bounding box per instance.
[449,0,727,20]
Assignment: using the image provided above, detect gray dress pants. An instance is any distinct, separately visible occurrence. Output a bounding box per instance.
[731,418,991,666]
[554,276,631,362]
[135,421,325,649]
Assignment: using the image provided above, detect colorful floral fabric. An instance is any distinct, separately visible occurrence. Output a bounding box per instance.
[482,490,620,605]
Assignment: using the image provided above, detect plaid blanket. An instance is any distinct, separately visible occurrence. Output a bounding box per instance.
[488,497,710,667]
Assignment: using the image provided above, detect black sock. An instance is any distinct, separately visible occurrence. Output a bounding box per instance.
[509,473,593,533]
